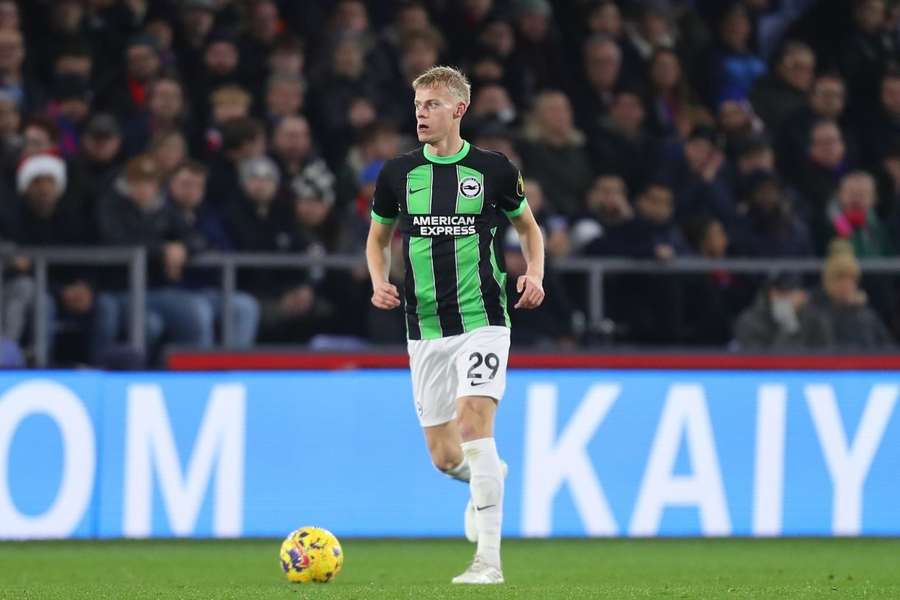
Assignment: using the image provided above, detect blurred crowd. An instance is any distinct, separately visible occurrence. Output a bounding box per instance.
[0,0,898,366]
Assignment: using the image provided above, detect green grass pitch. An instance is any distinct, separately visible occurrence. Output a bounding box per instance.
[2,538,899,599]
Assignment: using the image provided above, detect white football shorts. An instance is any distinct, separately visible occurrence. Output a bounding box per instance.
[407,325,511,427]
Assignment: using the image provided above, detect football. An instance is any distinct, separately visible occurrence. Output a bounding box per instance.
[279,526,344,583]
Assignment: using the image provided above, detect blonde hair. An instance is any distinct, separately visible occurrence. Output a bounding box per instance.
[823,239,860,284]
[412,65,471,105]
[211,85,251,109]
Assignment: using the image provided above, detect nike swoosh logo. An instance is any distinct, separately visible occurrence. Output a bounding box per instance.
[408,187,428,195]
[475,504,496,511]
[470,380,490,386]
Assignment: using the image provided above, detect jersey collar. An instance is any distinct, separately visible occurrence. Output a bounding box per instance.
[423,140,470,164]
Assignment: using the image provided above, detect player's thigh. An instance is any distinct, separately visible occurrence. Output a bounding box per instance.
[453,326,511,403]
[407,336,456,427]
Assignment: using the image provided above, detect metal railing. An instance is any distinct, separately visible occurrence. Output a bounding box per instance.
[0,246,146,367]
[552,257,900,334]
[6,247,900,366]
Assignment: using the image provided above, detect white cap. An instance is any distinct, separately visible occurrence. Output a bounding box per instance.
[17,154,67,195]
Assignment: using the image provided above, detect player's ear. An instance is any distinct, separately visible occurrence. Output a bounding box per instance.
[455,101,467,119]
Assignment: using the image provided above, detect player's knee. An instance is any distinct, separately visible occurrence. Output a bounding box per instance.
[430,449,461,473]
[426,437,461,473]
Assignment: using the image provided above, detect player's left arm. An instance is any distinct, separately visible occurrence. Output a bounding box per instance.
[509,203,545,310]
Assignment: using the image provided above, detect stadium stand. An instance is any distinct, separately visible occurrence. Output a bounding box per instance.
[0,0,899,367]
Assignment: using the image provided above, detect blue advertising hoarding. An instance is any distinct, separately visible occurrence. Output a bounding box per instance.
[1,370,898,539]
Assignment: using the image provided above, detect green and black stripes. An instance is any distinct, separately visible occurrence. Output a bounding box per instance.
[392,143,518,340]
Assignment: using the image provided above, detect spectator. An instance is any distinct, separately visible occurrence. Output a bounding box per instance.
[193,31,243,125]
[571,173,634,256]
[268,35,306,80]
[148,129,188,179]
[575,35,623,128]
[239,0,282,83]
[826,171,893,257]
[47,75,91,159]
[0,89,19,170]
[877,140,900,220]
[206,116,266,207]
[584,1,624,40]
[442,0,495,61]
[292,172,370,338]
[0,28,42,112]
[107,34,162,115]
[665,125,736,226]
[6,154,85,356]
[503,226,576,348]
[792,120,851,242]
[52,40,93,82]
[749,41,816,130]
[622,3,676,67]
[379,0,431,68]
[716,96,764,159]
[706,3,766,105]
[805,241,894,348]
[521,177,569,258]
[0,0,17,31]
[223,156,321,343]
[264,73,304,124]
[174,0,217,81]
[734,136,776,177]
[123,76,187,156]
[224,155,293,252]
[19,115,58,161]
[167,160,260,348]
[384,27,442,134]
[32,0,87,79]
[514,0,568,91]
[733,170,814,258]
[11,153,117,364]
[734,272,815,350]
[646,47,700,138]
[472,17,529,103]
[200,84,252,156]
[840,0,896,113]
[777,73,852,180]
[519,90,593,218]
[309,34,382,165]
[467,83,518,135]
[472,123,522,168]
[325,0,371,42]
[96,155,215,360]
[291,171,339,252]
[70,113,123,217]
[588,87,659,194]
[606,180,689,344]
[271,116,336,196]
[620,180,689,260]
[859,70,900,168]
[336,122,400,210]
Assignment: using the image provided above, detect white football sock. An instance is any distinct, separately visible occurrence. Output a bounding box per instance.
[443,455,470,482]
[461,437,503,567]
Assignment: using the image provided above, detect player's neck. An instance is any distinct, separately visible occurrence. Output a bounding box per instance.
[426,132,465,157]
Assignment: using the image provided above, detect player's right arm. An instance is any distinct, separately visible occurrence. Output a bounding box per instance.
[366,165,401,310]
[366,219,400,309]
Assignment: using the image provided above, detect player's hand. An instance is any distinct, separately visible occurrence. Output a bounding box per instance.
[514,274,544,309]
[371,280,401,310]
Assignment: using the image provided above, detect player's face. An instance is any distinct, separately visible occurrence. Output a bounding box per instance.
[414,85,464,144]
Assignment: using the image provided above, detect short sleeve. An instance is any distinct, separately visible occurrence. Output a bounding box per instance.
[370,165,399,224]
[497,158,527,218]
